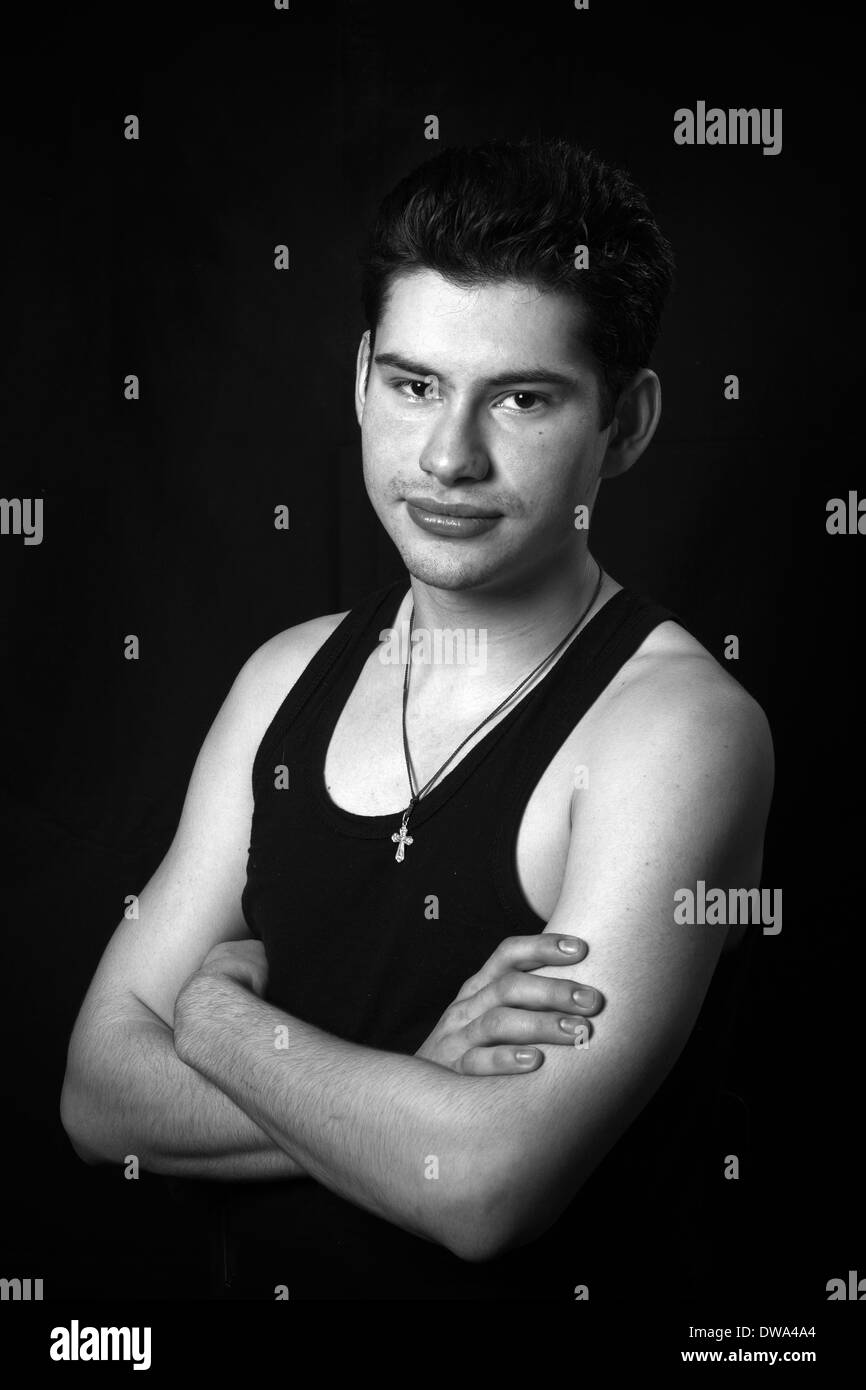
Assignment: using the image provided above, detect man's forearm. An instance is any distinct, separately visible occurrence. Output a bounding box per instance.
[174,973,508,1257]
[63,1011,308,1181]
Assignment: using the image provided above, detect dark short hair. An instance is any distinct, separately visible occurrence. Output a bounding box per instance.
[360,137,676,429]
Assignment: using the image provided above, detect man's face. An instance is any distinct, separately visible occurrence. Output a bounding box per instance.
[356,268,612,594]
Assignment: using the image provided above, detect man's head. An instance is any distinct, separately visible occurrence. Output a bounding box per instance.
[355,138,675,593]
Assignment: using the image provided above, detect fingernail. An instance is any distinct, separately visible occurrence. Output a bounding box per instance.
[559,1017,583,1033]
[572,987,595,1007]
[514,1050,536,1063]
[557,938,582,953]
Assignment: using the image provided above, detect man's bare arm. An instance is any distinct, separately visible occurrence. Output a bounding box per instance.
[60,612,347,1178]
[64,988,307,1179]
[172,969,510,1256]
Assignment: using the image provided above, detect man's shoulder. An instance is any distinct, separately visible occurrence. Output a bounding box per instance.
[223,608,351,746]
[242,608,351,695]
[240,579,406,692]
[589,612,774,788]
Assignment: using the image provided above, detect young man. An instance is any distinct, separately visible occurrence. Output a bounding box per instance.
[61,139,774,1300]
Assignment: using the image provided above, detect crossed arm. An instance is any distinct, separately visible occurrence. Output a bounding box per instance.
[61,634,773,1263]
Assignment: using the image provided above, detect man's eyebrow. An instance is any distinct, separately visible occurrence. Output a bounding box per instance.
[372,352,579,389]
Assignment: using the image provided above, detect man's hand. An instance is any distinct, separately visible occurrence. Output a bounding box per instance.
[173,940,268,1063]
[415,933,604,1074]
[193,938,269,995]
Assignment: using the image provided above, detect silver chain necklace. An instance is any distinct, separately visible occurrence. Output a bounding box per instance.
[390,560,605,862]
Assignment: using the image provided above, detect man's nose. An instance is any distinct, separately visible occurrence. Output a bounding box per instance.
[418,406,490,485]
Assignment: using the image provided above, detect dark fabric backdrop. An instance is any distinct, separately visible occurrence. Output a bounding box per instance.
[1,0,861,1302]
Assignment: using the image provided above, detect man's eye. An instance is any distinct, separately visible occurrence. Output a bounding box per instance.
[392,378,439,401]
[498,391,545,411]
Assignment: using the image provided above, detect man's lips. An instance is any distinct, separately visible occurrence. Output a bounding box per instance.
[403,496,502,518]
[404,498,502,539]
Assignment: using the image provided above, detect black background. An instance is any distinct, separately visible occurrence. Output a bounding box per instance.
[0,0,861,1307]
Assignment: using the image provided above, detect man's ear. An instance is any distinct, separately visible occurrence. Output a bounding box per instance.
[599,368,662,480]
[354,330,372,425]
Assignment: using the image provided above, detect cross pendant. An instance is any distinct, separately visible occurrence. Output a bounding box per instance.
[391,813,414,863]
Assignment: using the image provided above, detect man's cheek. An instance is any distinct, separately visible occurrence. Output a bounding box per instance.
[365,439,418,496]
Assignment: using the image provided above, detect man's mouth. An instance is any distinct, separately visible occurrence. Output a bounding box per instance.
[404,497,502,539]
[403,496,501,519]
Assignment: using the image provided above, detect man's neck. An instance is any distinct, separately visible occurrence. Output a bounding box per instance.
[399,547,609,698]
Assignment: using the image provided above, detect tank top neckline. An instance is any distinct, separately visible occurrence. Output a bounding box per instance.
[310,578,632,838]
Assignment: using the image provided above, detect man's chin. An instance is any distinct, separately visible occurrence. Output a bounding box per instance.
[392,537,502,592]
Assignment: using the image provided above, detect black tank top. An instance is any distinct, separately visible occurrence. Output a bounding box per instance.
[213,578,747,1300]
